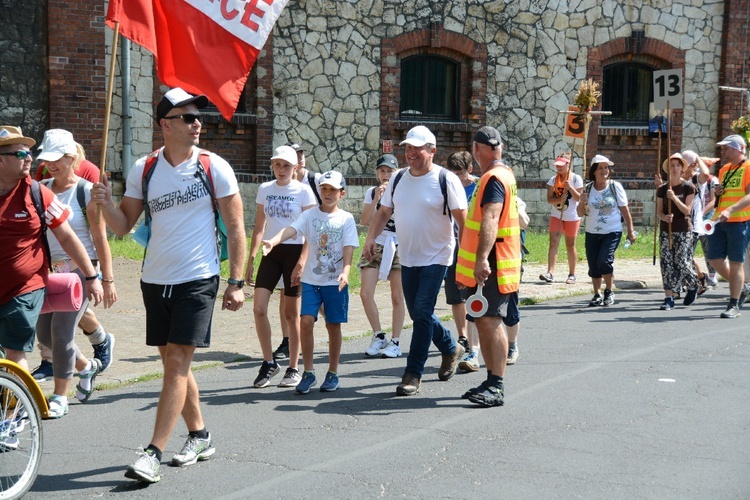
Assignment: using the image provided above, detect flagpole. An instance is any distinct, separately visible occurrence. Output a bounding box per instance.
[98,21,120,221]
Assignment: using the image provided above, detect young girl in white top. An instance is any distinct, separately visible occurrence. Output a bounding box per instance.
[246,145,316,389]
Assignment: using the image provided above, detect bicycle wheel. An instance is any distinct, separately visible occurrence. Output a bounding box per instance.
[0,371,43,500]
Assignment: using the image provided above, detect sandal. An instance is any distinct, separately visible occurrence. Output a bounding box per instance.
[565,275,576,285]
[539,272,553,283]
[76,359,102,403]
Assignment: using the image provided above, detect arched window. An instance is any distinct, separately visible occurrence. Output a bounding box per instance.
[400,55,460,121]
[602,63,653,126]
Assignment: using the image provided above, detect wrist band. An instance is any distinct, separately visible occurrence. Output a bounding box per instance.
[101,278,114,283]
[84,275,98,281]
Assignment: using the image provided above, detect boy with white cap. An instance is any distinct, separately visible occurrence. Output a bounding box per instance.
[262,170,359,394]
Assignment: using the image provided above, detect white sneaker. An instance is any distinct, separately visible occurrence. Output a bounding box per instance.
[507,349,520,365]
[278,368,302,387]
[365,333,388,356]
[381,340,402,358]
[458,350,480,372]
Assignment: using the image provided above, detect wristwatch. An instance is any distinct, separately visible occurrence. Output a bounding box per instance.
[227,278,245,288]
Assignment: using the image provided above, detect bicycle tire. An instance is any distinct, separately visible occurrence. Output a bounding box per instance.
[0,371,43,500]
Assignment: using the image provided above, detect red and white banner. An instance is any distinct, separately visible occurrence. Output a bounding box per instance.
[106,0,288,120]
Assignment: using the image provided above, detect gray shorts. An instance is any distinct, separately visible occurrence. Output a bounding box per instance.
[0,288,45,352]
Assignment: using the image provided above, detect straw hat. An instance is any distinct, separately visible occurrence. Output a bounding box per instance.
[662,153,688,174]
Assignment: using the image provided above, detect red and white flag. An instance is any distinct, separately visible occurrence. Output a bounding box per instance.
[106,0,288,120]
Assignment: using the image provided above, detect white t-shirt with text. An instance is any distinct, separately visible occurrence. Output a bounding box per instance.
[125,148,239,284]
[256,180,316,244]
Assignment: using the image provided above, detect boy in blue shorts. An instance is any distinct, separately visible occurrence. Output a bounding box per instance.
[262,171,359,393]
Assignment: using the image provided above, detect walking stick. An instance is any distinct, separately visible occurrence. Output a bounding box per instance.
[653,120,661,265]
[97,21,120,222]
[666,103,673,250]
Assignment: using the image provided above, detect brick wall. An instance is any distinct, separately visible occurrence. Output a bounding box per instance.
[47,0,106,163]
[718,0,750,142]
[380,23,487,169]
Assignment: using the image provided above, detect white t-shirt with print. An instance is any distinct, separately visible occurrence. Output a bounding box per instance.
[379,166,468,267]
[364,186,396,246]
[256,180,316,244]
[43,180,97,261]
[584,180,628,234]
[124,148,239,285]
[547,172,584,221]
[290,207,359,286]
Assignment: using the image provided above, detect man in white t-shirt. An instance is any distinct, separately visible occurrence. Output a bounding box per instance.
[364,125,468,396]
[93,88,246,483]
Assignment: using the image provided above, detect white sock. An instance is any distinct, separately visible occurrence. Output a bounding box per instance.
[86,324,106,345]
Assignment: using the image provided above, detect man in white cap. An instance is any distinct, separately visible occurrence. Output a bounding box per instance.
[92,88,247,482]
[0,125,103,372]
[707,134,750,318]
[364,125,468,396]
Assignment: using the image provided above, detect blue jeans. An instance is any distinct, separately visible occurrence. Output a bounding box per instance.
[401,265,457,378]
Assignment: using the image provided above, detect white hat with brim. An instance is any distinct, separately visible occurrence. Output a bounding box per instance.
[0,126,35,148]
[400,125,436,147]
[590,154,614,166]
[270,145,298,166]
[716,134,746,152]
[36,129,77,162]
[317,170,346,190]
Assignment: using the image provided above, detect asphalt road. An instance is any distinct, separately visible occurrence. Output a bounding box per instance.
[27,288,750,499]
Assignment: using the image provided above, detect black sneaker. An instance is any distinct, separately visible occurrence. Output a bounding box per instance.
[93,333,115,372]
[738,284,750,309]
[660,297,675,310]
[272,338,290,360]
[457,336,470,352]
[589,293,603,307]
[602,289,615,306]
[253,361,280,388]
[468,384,504,407]
[683,287,698,306]
[32,359,54,381]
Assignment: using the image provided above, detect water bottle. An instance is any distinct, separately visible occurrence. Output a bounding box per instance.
[623,231,638,249]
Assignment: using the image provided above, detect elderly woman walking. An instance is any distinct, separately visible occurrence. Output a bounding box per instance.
[577,155,637,307]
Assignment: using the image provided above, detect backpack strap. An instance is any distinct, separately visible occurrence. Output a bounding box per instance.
[193,150,224,258]
[307,170,322,205]
[30,180,53,271]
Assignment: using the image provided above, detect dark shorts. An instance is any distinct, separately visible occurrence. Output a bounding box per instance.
[706,221,749,263]
[255,244,303,297]
[301,283,348,323]
[0,288,45,352]
[445,244,468,305]
[141,276,219,347]
[503,291,520,327]
[465,257,512,320]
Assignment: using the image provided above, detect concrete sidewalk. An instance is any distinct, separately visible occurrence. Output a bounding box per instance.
[30,257,669,393]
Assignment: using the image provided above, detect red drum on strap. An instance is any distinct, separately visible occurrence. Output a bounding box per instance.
[41,273,83,314]
[466,284,489,318]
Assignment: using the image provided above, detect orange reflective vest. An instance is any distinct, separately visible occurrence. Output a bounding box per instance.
[717,159,750,222]
[456,166,521,293]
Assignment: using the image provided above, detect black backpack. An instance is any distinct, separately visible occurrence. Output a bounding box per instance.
[29,180,52,271]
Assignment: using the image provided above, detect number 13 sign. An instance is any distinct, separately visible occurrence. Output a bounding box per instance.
[653,69,683,109]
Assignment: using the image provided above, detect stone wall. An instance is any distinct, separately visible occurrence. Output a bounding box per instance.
[272,0,727,227]
[0,0,48,142]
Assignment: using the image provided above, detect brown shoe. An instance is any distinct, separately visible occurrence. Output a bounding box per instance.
[396,373,421,396]
[438,344,465,381]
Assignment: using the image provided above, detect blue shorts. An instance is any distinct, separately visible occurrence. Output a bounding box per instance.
[706,221,749,263]
[0,288,45,352]
[301,283,348,323]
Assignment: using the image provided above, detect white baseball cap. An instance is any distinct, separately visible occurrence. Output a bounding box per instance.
[317,170,346,189]
[400,125,436,147]
[270,145,299,166]
[716,134,746,152]
[37,129,77,161]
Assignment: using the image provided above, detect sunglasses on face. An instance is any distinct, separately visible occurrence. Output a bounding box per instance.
[0,150,33,160]
[163,113,202,125]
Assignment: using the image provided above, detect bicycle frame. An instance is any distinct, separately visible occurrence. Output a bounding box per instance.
[0,360,50,419]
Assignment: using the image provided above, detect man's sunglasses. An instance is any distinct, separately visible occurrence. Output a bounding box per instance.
[0,150,33,160]
[162,113,202,124]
